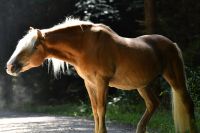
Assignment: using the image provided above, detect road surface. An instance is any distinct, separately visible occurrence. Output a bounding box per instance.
[0,111,133,133]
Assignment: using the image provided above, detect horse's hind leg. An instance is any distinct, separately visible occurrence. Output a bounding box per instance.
[136,86,160,133]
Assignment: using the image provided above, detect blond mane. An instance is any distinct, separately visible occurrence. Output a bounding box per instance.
[47,58,68,77]
[42,17,93,33]
[45,17,92,77]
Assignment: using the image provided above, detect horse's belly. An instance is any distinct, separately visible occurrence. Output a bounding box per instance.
[109,80,139,90]
[109,75,147,90]
[109,66,159,90]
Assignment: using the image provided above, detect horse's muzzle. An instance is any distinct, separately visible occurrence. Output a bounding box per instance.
[6,63,22,76]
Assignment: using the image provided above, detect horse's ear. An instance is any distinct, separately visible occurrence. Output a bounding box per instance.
[30,27,34,30]
[34,30,45,48]
[37,29,44,40]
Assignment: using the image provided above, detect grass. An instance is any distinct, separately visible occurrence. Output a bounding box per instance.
[106,103,175,133]
[18,102,93,117]
[16,101,200,132]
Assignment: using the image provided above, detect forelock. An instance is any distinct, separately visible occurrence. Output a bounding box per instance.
[16,29,38,51]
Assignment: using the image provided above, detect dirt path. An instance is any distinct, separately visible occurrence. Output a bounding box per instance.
[0,111,133,133]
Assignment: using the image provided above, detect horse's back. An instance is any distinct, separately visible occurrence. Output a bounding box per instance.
[136,34,178,56]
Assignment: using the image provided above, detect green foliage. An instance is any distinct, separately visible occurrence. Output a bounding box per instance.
[107,102,143,124]
[186,66,200,107]
[108,89,142,106]
[18,102,92,117]
[183,39,200,66]
[75,0,120,22]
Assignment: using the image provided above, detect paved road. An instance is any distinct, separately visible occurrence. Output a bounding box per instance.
[0,111,133,133]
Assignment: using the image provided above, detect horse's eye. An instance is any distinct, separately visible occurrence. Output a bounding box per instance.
[33,46,38,50]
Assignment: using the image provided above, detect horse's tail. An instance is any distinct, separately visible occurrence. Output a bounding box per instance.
[172,88,196,133]
[163,43,198,133]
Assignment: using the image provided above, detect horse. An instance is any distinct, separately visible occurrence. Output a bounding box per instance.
[6,18,198,133]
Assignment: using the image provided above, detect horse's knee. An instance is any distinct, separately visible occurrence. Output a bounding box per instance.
[146,96,160,113]
[97,104,106,115]
[151,98,159,111]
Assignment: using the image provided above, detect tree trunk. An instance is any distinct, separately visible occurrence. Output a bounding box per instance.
[144,0,156,34]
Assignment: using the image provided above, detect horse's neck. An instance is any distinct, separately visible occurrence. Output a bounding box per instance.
[44,27,85,65]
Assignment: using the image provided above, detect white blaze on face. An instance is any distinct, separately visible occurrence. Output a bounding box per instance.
[8,30,38,64]
[6,29,38,75]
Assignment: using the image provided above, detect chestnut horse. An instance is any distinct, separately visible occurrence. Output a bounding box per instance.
[6,18,197,133]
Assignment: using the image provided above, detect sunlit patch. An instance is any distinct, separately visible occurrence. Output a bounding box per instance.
[45,17,93,32]
[0,115,95,133]
[0,116,57,124]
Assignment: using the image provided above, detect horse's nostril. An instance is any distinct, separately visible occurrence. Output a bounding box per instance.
[11,62,23,73]
[11,64,18,73]
[7,64,17,73]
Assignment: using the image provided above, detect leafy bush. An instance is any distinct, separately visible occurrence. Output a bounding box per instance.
[74,0,120,22]
[186,66,200,107]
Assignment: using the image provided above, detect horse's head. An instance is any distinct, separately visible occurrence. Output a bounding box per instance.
[6,28,47,76]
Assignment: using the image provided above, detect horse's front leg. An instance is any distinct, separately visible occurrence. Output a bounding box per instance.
[85,81,99,133]
[96,77,109,133]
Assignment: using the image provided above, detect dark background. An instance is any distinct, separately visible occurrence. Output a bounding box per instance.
[0,0,199,108]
